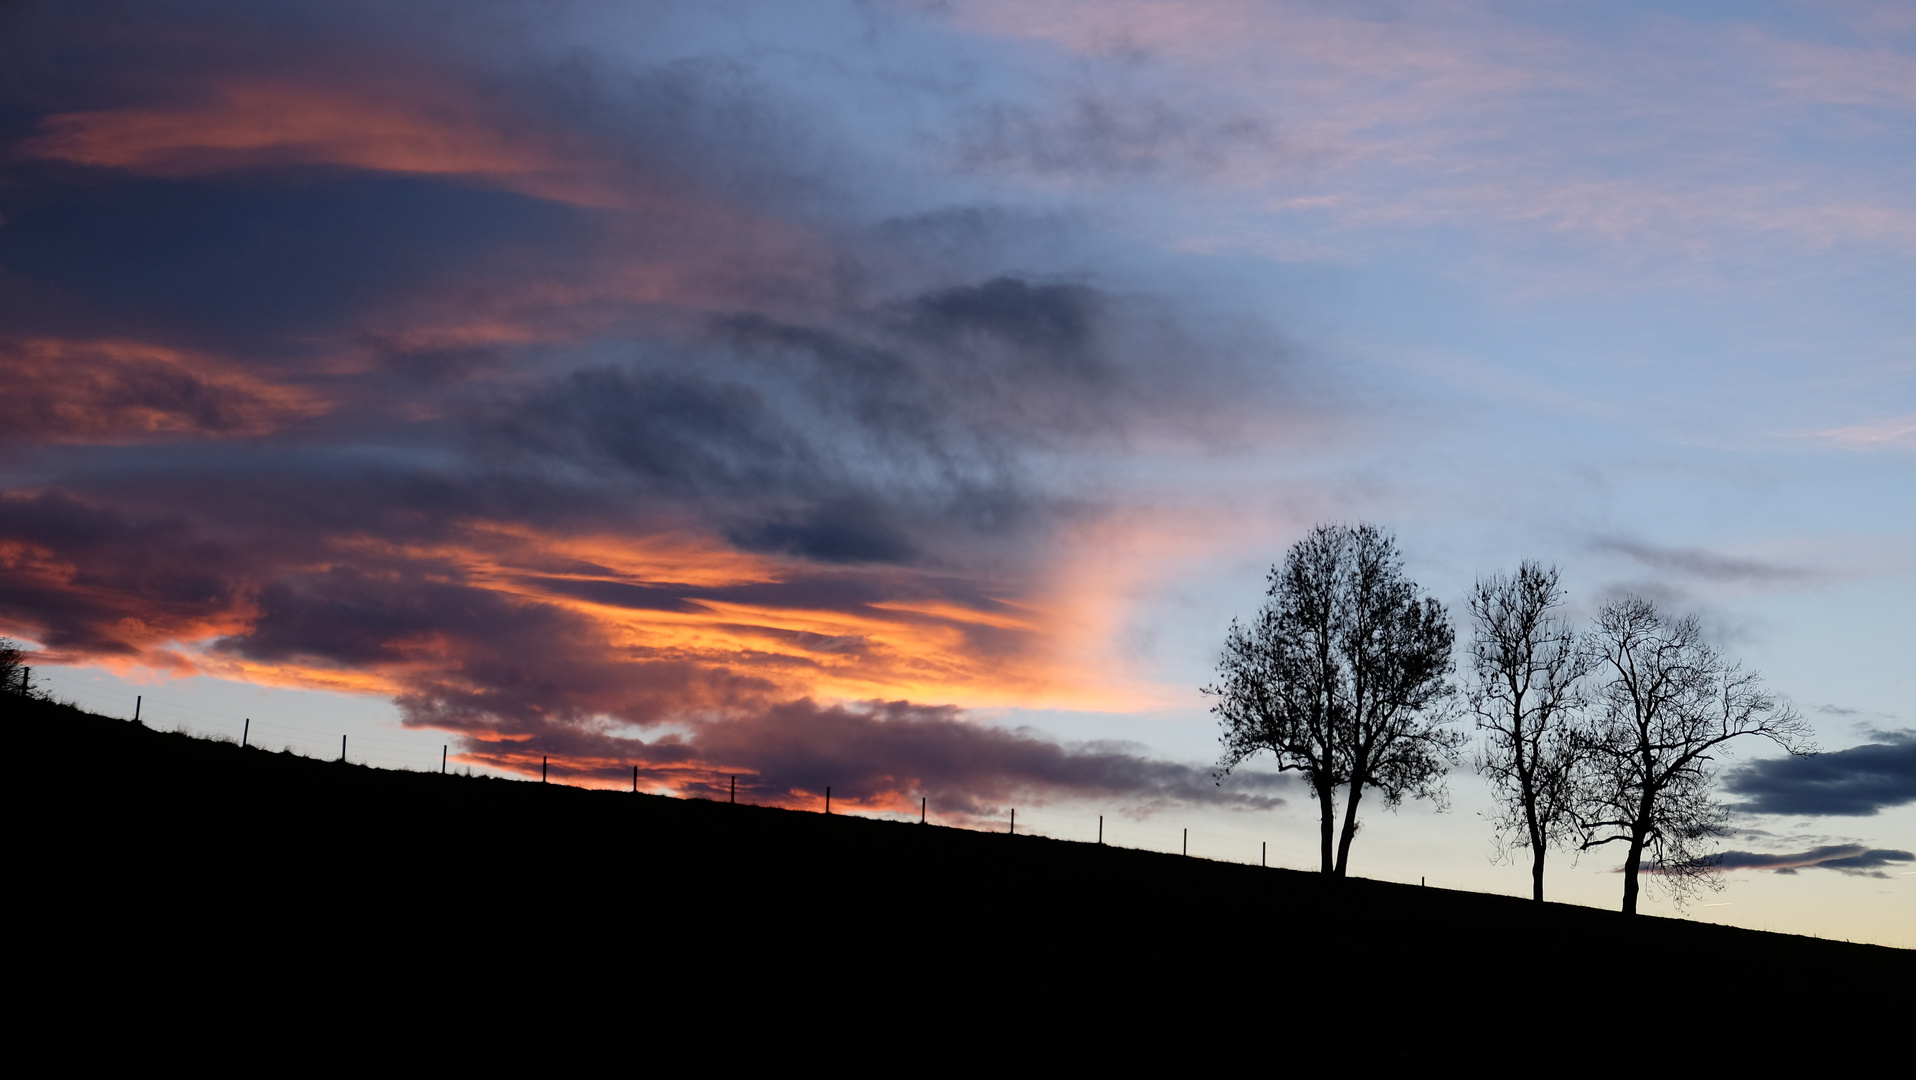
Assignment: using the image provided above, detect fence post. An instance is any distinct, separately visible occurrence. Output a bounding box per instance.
[134,695,141,724]
[442,745,447,774]
[633,765,638,793]
[825,786,831,814]
[339,735,346,762]
[1262,841,1266,867]
[1009,809,1015,835]
[1098,815,1103,845]
[731,775,736,804]
[542,756,548,783]
[920,796,926,824]
[1183,828,1187,856]
[242,718,249,749]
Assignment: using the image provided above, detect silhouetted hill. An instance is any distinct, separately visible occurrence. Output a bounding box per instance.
[14,695,1907,1059]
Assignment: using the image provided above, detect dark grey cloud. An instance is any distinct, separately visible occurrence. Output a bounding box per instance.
[452,696,1292,818]
[0,172,595,350]
[481,276,1143,569]
[1711,845,1915,877]
[1590,537,1812,586]
[1725,733,1916,816]
[960,92,1274,179]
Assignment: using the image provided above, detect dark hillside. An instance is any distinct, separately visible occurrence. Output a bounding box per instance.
[13,695,1908,1056]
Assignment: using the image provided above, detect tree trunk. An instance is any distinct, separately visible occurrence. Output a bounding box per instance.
[1334,781,1364,878]
[1620,829,1647,915]
[1620,781,1656,914]
[1524,795,1546,902]
[1316,783,1336,874]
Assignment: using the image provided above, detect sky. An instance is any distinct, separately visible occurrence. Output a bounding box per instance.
[2,0,1911,946]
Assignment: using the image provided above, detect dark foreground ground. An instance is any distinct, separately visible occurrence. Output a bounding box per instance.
[13,695,1908,1062]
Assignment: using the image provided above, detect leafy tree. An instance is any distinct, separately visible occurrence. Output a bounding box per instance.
[1208,524,1463,876]
[1467,563,1590,901]
[1576,596,1813,914]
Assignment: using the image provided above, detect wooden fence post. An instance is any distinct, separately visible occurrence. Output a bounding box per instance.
[1098,815,1103,845]
[242,718,249,749]
[542,756,548,783]
[134,695,141,724]
[920,797,926,824]
[340,735,346,762]
[1183,828,1187,856]
[731,775,736,804]
[1009,809,1015,835]
[633,765,638,793]
[825,786,831,814]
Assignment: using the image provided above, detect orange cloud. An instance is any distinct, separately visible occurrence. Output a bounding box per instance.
[0,337,327,444]
[397,526,1084,710]
[21,79,630,209]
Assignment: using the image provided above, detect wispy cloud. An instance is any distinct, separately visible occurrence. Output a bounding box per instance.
[1800,415,1916,451]
[945,0,1916,263]
[1710,845,1915,877]
[1589,537,1814,587]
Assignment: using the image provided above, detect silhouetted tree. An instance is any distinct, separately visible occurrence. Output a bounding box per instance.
[0,637,23,696]
[1575,596,1813,914]
[1208,524,1463,876]
[1468,563,1590,901]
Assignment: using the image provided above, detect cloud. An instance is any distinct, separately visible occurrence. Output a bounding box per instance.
[19,79,631,209]
[1589,537,1813,587]
[0,337,325,444]
[1800,415,1916,451]
[1709,845,1916,877]
[21,0,1822,821]
[1724,733,1916,817]
[946,0,1916,263]
[442,696,1290,818]
[958,92,1274,180]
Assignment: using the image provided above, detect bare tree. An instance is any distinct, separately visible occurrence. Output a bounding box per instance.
[1208,524,1463,876]
[1467,563,1590,901]
[1576,596,1814,914]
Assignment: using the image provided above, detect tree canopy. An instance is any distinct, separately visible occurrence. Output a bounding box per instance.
[1576,596,1814,913]
[1467,563,1589,901]
[1209,524,1462,876]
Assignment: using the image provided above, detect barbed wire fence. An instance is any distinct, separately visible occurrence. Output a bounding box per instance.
[25,666,1455,889]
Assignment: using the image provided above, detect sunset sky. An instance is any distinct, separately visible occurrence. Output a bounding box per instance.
[3,1,1910,945]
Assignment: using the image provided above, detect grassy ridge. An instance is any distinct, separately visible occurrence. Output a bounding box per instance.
[14,694,1907,1051]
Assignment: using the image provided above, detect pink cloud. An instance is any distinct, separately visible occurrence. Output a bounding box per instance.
[1804,414,1916,450]
[942,1,1916,260]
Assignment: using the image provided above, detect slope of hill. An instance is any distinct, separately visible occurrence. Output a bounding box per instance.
[13,694,1906,1057]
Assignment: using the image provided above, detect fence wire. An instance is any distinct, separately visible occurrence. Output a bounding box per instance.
[21,668,1454,888]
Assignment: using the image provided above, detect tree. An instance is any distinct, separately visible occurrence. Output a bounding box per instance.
[1575,596,1813,914]
[0,637,23,696]
[1467,563,1590,901]
[1208,524,1463,877]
